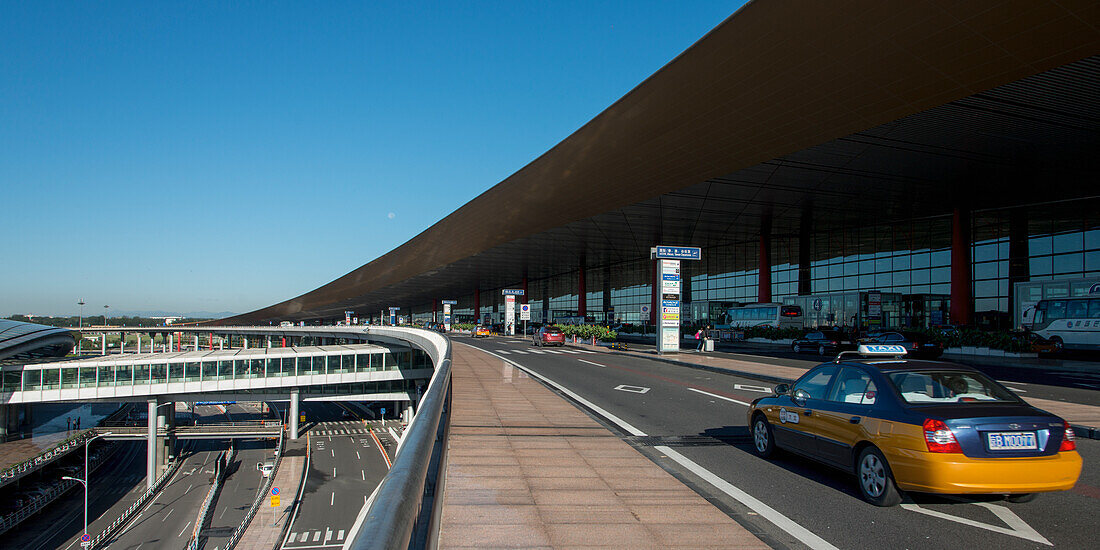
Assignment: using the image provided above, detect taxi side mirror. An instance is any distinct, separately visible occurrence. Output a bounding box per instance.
[773,384,790,395]
[792,389,811,404]
[256,462,262,470]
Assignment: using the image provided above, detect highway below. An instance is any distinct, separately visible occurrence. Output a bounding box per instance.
[280,401,392,549]
[458,333,1100,550]
[201,439,276,550]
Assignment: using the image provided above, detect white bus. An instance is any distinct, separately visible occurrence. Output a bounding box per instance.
[719,303,803,330]
[1025,296,1100,351]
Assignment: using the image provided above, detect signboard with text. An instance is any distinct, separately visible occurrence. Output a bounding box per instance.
[652,246,702,260]
[505,295,517,335]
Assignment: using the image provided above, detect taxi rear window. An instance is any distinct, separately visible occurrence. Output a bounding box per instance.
[886,371,1019,404]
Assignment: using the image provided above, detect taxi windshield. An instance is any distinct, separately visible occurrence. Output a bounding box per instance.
[886,370,1019,404]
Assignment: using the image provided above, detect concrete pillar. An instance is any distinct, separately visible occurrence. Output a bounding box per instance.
[147,398,158,489]
[950,207,973,326]
[194,335,199,351]
[266,336,272,348]
[243,336,249,349]
[168,334,174,353]
[136,334,142,354]
[759,217,772,303]
[289,389,300,440]
[101,334,107,355]
[164,403,175,464]
[219,336,224,351]
[119,333,125,354]
[155,401,168,477]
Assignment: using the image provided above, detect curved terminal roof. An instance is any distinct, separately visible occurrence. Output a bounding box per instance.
[221,0,1100,324]
[0,320,76,363]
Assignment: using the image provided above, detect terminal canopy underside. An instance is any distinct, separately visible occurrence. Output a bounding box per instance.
[221,2,1100,323]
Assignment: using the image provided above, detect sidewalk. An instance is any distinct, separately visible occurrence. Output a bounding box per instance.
[577,341,1100,440]
[438,344,769,549]
[233,437,309,550]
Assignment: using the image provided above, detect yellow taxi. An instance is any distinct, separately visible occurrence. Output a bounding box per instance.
[747,345,1082,506]
[471,325,492,338]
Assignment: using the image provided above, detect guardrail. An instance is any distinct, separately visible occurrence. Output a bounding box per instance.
[186,444,236,550]
[88,454,181,549]
[346,327,451,550]
[223,420,285,549]
[0,441,121,535]
[0,429,96,487]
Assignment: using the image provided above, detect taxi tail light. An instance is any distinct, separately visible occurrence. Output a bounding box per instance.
[923,418,962,453]
[1059,421,1077,451]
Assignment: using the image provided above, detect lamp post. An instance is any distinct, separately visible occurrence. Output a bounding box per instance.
[77,299,86,352]
[61,431,112,542]
[103,305,109,327]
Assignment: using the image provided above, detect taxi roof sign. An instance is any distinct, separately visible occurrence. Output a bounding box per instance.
[835,344,908,363]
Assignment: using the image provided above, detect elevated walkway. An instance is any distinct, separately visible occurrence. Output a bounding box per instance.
[438,344,767,548]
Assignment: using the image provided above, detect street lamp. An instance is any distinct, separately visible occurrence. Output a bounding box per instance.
[77,299,86,352]
[103,305,109,327]
[60,431,112,542]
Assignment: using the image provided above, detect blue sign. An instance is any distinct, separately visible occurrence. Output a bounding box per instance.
[501,289,525,296]
[381,407,386,415]
[662,274,680,281]
[388,307,400,311]
[662,300,680,308]
[271,487,279,496]
[654,246,702,260]
[441,300,458,305]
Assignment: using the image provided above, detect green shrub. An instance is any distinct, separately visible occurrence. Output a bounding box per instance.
[552,324,618,342]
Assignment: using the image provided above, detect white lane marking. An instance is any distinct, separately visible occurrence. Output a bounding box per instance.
[287,532,296,543]
[314,530,322,542]
[324,528,333,544]
[468,343,834,550]
[560,350,579,354]
[330,492,335,505]
[578,359,605,367]
[495,350,511,355]
[576,350,596,354]
[527,350,545,354]
[687,387,752,407]
[614,384,650,394]
[656,445,840,550]
[333,467,337,478]
[1003,386,1027,393]
[281,544,343,549]
[361,470,365,480]
[733,383,773,393]
[331,449,334,457]
[901,502,1051,545]
[162,508,174,522]
[468,345,645,436]
[178,520,192,538]
[543,350,563,354]
[356,451,360,460]
[337,529,345,540]
[186,483,193,493]
[511,350,527,354]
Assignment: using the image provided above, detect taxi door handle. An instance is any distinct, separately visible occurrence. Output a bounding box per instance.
[850,416,861,424]
[803,410,813,416]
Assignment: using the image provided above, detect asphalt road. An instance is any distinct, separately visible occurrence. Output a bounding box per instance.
[4,441,148,550]
[459,334,1100,550]
[200,439,275,550]
[280,401,392,549]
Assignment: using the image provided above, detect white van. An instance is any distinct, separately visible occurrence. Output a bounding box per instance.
[257,458,275,478]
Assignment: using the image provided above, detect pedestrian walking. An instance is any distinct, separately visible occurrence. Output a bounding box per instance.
[695,328,705,351]
[67,417,71,431]
[75,417,80,430]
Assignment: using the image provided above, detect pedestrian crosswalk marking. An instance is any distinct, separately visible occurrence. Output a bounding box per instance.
[313,530,321,542]
[510,349,527,354]
[495,350,511,354]
[528,350,545,354]
[543,350,562,354]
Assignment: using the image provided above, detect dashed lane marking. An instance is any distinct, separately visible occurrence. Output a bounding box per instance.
[578,359,605,367]
[688,387,752,407]
[495,350,511,354]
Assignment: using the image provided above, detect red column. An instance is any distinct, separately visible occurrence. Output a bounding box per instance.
[578,264,587,317]
[758,225,772,303]
[208,332,213,350]
[950,207,973,326]
[474,289,481,321]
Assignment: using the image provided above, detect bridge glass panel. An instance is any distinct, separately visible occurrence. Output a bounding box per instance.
[42,368,59,389]
[135,364,151,384]
[356,354,372,372]
[280,357,294,377]
[116,365,133,385]
[61,367,78,389]
[2,371,20,392]
[381,351,395,371]
[303,356,321,375]
[249,359,264,378]
[22,370,41,391]
[395,350,411,370]
[338,354,353,373]
[296,357,307,376]
[233,360,248,379]
[168,363,184,382]
[185,362,200,382]
[152,364,168,383]
[217,361,232,380]
[98,366,113,386]
[201,361,216,380]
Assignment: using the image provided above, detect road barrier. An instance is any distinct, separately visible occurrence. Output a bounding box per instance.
[186,444,236,550]
[88,453,181,550]
[223,420,285,549]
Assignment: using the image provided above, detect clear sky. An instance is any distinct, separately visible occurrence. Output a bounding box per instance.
[2,1,744,317]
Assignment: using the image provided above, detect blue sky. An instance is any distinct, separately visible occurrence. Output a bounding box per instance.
[1,1,743,317]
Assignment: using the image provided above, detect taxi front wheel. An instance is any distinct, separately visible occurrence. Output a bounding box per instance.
[751,415,775,458]
[857,447,901,507]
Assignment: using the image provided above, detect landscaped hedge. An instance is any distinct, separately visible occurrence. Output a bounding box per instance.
[552,324,618,342]
[452,323,477,331]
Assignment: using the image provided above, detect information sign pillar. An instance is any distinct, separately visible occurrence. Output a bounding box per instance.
[651,246,702,355]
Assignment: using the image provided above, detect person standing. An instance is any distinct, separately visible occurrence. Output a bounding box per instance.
[67,417,71,431]
[695,327,705,351]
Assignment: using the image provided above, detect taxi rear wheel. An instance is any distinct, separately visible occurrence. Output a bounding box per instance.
[818,344,827,356]
[751,415,775,458]
[792,344,801,353]
[856,447,901,507]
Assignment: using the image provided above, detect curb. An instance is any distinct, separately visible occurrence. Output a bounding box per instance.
[572,345,1100,441]
[274,438,311,549]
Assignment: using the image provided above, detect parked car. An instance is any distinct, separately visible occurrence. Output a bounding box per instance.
[747,345,1082,506]
[533,326,566,347]
[791,330,854,356]
[866,331,944,358]
[1009,330,1058,354]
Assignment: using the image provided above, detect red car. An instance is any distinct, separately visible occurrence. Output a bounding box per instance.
[533,326,566,347]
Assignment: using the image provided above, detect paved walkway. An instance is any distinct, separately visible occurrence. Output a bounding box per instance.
[579,342,1100,439]
[0,429,86,475]
[438,344,769,549]
[233,437,309,550]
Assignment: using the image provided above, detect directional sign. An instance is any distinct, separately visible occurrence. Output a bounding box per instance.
[652,246,702,260]
[441,299,458,305]
[501,289,525,296]
[271,487,280,496]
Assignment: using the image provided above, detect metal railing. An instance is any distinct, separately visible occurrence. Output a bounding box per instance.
[88,454,181,549]
[347,328,452,550]
[223,420,285,549]
[0,429,95,486]
[186,444,236,550]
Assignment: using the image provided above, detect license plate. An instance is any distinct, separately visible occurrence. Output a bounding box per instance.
[987,432,1037,450]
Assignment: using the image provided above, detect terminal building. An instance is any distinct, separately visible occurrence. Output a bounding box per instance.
[221,2,1099,335]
